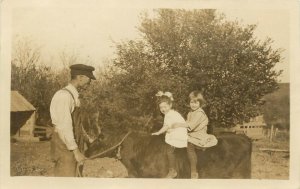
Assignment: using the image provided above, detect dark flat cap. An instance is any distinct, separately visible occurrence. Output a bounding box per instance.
[70,64,96,80]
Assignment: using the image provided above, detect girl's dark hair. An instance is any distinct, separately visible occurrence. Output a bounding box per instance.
[189,90,207,108]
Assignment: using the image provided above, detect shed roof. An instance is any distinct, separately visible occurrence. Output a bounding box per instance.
[11,91,36,112]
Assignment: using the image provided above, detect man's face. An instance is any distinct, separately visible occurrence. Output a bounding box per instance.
[78,75,91,89]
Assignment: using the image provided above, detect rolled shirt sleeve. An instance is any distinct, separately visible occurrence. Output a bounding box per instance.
[50,91,78,150]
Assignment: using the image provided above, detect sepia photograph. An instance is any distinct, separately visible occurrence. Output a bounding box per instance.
[1,0,299,189]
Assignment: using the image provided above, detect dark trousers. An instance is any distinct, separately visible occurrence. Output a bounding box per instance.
[166,144,176,170]
[187,142,198,173]
[51,132,77,177]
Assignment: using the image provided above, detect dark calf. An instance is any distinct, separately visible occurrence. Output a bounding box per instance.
[86,131,252,178]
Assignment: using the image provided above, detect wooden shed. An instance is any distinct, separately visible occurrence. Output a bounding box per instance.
[11,91,37,140]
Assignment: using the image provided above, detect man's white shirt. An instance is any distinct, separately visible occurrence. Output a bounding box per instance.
[50,84,80,150]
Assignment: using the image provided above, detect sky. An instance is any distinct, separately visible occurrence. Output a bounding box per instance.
[12,7,290,82]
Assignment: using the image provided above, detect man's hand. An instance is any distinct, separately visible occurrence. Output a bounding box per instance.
[73,148,86,164]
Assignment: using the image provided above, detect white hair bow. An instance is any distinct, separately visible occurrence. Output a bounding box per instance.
[155,91,174,101]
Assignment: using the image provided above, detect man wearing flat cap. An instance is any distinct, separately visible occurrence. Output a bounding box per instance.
[50,64,96,177]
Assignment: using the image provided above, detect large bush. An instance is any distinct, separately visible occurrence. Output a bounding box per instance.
[99,9,282,131]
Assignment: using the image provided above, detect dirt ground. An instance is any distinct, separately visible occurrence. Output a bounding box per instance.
[10,134,289,179]
[10,141,128,177]
[251,136,289,179]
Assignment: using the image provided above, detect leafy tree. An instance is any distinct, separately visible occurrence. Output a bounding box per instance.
[11,38,68,124]
[105,9,282,131]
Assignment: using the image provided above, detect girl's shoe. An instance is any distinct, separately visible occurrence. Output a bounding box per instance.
[191,172,198,179]
[166,169,177,178]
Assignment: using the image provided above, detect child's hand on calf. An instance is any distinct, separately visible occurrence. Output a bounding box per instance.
[151,132,160,135]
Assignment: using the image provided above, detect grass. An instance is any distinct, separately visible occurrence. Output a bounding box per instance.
[251,132,289,179]
[10,141,54,176]
[10,140,127,177]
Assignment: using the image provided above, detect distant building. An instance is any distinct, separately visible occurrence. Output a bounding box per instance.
[11,91,37,140]
[232,115,267,139]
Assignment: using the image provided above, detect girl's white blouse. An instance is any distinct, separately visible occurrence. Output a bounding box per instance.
[164,110,188,148]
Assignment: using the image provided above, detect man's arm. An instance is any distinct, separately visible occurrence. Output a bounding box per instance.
[50,92,85,162]
[52,92,78,150]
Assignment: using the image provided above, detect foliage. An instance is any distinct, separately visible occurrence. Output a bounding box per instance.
[11,38,69,124]
[11,9,284,132]
[105,9,282,130]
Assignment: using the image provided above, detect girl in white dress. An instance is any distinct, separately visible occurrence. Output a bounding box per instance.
[151,91,188,178]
